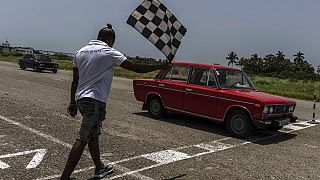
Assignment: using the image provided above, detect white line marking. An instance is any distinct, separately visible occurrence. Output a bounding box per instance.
[0,115,152,180]
[39,120,318,180]
[26,149,47,169]
[282,124,308,131]
[0,149,47,169]
[108,121,318,179]
[0,160,10,169]
[0,115,73,149]
[142,150,190,164]
[195,142,234,152]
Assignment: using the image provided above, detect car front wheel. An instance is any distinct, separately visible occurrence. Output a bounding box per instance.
[52,69,57,73]
[20,64,25,70]
[226,110,252,139]
[147,96,166,119]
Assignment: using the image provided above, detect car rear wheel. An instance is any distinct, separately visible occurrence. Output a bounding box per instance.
[226,110,252,139]
[147,96,166,119]
[34,65,40,72]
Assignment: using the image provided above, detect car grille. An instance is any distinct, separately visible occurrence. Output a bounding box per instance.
[273,105,290,114]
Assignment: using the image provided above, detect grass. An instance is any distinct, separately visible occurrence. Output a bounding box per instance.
[0,55,20,63]
[1,55,319,101]
[251,75,320,101]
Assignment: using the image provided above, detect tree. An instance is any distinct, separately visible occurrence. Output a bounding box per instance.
[275,51,291,73]
[226,51,239,67]
[250,54,264,73]
[293,51,304,63]
[292,51,314,73]
[263,54,276,73]
[276,51,285,59]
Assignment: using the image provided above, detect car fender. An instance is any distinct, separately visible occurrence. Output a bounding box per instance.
[223,105,253,122]
[145,92,165,106]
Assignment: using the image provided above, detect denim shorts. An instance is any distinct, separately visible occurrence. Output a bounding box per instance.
[76,97,106,142]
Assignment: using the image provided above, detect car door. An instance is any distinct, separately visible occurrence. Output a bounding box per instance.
[182,68,218,118]
[157,65,190,110]
[25,54,34,68]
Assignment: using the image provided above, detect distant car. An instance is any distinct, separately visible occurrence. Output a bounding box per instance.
[18,54,59,73]
[133,62,297,138]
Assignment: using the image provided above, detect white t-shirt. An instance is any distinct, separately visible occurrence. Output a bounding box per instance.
[74,40,127,102]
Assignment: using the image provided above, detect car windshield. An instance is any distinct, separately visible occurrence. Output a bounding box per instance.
[215,69,255,89]
[35,55,53,62]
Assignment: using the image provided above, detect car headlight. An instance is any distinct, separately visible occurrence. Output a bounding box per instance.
[263,106,269,114]
[40,63,44,66]
[263,105,275,114]
[269,106,274,114]
[289,105,295,112]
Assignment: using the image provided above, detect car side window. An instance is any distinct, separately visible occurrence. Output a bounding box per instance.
[208,70,217,88]
[189,68,209,86]
[164,65,190,84]
[189,68,217,88]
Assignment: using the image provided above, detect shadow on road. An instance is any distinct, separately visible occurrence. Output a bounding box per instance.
[134,111,229,136]
[163,174,187,180]
[133,111,297,145]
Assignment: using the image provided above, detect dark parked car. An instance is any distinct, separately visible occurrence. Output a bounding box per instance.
[18,54,59,73]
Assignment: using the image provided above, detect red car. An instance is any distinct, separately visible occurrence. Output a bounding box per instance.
[133,62,297,138]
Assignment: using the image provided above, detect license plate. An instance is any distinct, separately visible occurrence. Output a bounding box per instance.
[278,119,290,126]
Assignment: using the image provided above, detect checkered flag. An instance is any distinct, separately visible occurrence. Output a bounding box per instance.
[127,0,187,62]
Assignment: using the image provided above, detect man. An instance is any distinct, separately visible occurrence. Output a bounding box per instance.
[60,24,169,180]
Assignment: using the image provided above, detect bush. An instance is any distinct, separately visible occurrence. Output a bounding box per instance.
[0,53,10,57]
[11,52,23,57]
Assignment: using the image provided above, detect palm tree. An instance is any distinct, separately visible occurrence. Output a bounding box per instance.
[293,51,304,63]
[250,54,264,73]
[226,51,239,67]
[276,51,285,59]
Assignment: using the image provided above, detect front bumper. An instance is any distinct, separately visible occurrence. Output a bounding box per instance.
[39,67,57,70]
[253,116,297,128]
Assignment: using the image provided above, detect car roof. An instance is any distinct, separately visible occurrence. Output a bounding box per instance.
[171,61,241,71]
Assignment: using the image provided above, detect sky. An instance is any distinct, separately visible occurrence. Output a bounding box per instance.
[0,0,319,67]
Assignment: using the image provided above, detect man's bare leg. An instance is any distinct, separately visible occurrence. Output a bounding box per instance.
[60,140,87,180]
[88,137,104,169]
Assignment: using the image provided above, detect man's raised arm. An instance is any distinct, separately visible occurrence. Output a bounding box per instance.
[120,59,170,73]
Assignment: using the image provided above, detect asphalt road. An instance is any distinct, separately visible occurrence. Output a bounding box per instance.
[0,61,319,180]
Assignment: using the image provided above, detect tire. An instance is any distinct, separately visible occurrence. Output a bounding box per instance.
[20,64,25,70]
[147,96,166,119]
[267,126,283,131]
[34,65,39,72]
[226,110,252,139]
[52,69,57,73]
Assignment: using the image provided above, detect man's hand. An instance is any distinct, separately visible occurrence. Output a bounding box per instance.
[67,104,77,117]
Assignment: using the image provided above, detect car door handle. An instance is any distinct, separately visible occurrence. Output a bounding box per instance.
[159,84,165,87]
[185,88,192,92]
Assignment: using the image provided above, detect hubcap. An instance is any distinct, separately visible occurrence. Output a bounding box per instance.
[231,116,245,133]
[150,99,160,114]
